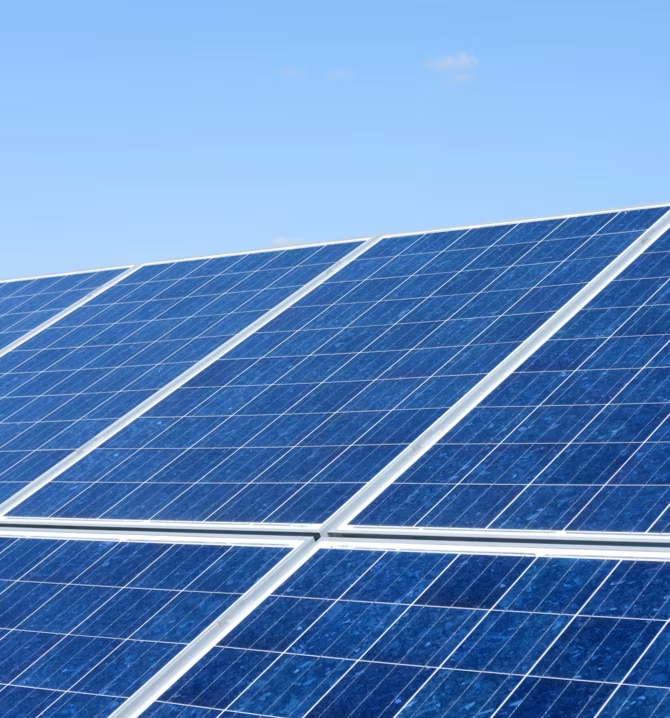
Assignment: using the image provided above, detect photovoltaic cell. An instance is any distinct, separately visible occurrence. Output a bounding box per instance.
[0,244,357,504]
[149,547,670,717]
[0,536,288,718]
[355,228,670,532]
[0,269,123,351]
[12,207,668,525]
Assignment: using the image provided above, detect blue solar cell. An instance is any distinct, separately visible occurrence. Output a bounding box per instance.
[152,548,670,718]
[550,212,616,238]
[604,685,670,717]
[449,611,571,673]
[536,615,660,681]
[599,206,667,232]
[490,678,615,718]
[308,662,430,718]
[143,705,220,718]
[0,536,288,716]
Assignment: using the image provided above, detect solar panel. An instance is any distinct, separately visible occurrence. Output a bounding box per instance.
[0,205,669,718]
[0,534,291,717]
[147,545,670,717]
[9,209,667,525]
[0,268,125,351]
[353,229,670,532]
[0,244,359,505]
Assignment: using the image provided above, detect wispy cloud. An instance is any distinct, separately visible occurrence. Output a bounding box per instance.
[427,52,479,84]
[326,68,352,81]
[277,66,305,80]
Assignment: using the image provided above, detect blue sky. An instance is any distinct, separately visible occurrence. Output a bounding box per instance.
[1,1,669,279]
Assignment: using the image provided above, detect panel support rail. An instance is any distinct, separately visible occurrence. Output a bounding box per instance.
[327,528,670,559]
[5,517,670,556]
[0,516,320,540]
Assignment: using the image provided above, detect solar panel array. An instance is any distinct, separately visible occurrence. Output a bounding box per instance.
[0,205,668,717]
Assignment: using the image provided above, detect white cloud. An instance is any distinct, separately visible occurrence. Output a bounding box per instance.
[427,52,479,73]
[277,66,305,80]
[326,68,352,81]
[426,52,479,84]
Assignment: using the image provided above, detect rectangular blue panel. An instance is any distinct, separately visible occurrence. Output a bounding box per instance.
[152,547,670,717]
[0,244,358,500]
[12,208,667,524]
[0,536,287,717]
[358,234,670,532]
[0,268,122,351]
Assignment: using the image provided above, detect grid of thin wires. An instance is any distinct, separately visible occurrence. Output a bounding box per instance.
[0,269,123,351]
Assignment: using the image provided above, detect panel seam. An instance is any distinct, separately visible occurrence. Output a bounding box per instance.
[0,525,305,547]
[0,516,320,539]
[3,519,670,558]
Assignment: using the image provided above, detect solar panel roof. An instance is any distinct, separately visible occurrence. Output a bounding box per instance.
[0,204,669,718]
[6,208,668,527]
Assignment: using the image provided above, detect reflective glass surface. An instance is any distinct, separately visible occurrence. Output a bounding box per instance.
[0,269,122,350]
[0,244,356,502]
